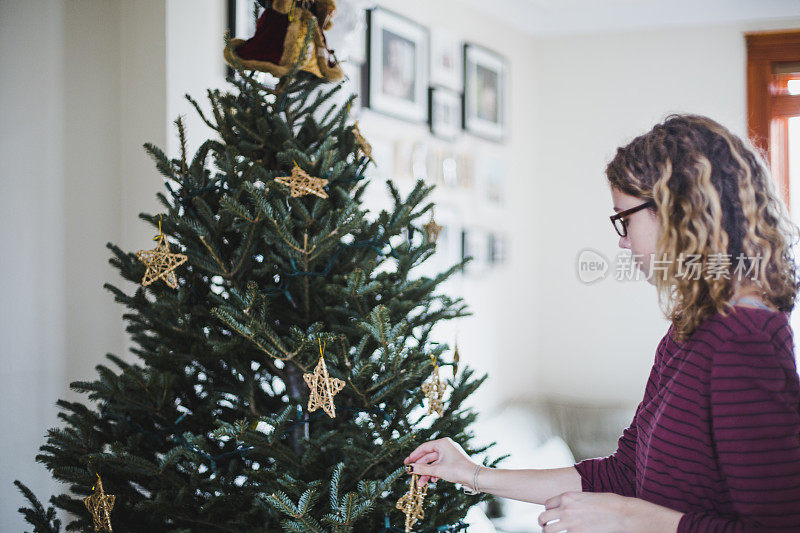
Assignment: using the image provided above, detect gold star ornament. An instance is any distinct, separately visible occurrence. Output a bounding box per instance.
[421,357,447,416]
[135,218,187,289]
[275,163,329,199]
[396,474,428,533]
[452,339,460,379]
[303,340,345,418]
[352,122,374,163]
[423,214,443,244]
[83,474,115,532]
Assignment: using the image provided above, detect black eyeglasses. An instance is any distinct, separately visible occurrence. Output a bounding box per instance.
[609,200,655,237]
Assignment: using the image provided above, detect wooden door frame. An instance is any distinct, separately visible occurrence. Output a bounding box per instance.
[746,30,800,208]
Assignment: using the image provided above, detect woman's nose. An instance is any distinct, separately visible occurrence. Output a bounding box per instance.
[619,235,631,249]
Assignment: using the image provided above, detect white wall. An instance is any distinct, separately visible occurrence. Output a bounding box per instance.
[0,1,166,530]
[166,0,227,157]
[1,2,67,530]
[529,18,800,404]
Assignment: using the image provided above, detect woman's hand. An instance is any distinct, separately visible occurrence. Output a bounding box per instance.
[402,437,477,487]
[538,491,683,533]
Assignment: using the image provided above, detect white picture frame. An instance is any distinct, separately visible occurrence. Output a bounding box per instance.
[430,30,462,90]
[429,87,462,141]
[463,43,506,142]
[365,8,429,123]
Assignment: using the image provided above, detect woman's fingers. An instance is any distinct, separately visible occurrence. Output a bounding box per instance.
[414,451,439,465]
[407,461,438,478]
[405,441,440,464]
[544,493,563,510]
[537,509,558,527]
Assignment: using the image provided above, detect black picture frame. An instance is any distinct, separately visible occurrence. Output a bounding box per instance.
[428,86,462,141]
[364,7,429,123]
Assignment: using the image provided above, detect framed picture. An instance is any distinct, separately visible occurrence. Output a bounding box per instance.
[429,87,462,141]
[475,153,507,205]
[365,8,429,122]
[430,30,462,90]
[463,43,506,142]
[461,227,490,275]
[489,233,507,265]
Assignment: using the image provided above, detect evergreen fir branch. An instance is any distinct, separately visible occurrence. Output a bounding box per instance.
[208,89,227,135]
[189,138,221,175]
[192,196,220,231]
[266,491,325,533]
[276,148,313,170]
[296,83,342,119]
[198,236,231,276]
[14,481,61,533]
[229,111,265,146]
[143,142,179,181]
[328,462,344,512]
[185,93,218,131]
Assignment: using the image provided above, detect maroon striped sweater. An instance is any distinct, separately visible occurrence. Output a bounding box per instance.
[574,305,800,532]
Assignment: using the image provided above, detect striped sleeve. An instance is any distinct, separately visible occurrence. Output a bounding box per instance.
[572,406,638,496]
[573,355,660,497]
[678,331,800,532]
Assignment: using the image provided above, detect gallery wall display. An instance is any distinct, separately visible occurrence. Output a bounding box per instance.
[364,7,430,122]
[463,43,506,142]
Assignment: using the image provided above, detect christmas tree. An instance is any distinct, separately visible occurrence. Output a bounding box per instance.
[16,3,496,532]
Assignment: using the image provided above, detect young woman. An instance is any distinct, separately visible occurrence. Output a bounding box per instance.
[403,115,800,532]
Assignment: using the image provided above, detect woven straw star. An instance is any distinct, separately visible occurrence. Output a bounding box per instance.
[423,215,443,244]
[83,474,115,532]
[452,340,460,378]
[396,474,428,533]
[303,356,345,418]
[136,233,187,289]
[421,364,447,416]
[275,163,329,199]
[352,123,374,163]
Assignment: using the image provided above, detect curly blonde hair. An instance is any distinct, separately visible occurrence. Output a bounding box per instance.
[607,114,800,342]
